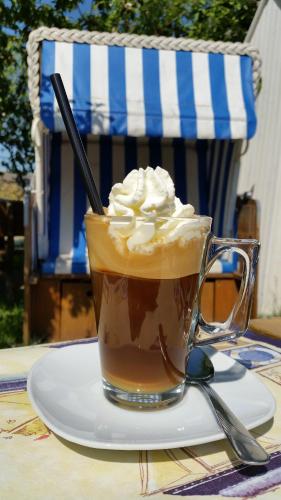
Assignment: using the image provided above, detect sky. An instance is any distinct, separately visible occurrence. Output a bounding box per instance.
[0,147,9,173]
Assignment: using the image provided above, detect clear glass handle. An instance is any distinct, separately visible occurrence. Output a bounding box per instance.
[195,237,260,346]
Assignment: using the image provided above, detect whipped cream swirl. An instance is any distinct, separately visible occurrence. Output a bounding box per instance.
[107,167,207,254]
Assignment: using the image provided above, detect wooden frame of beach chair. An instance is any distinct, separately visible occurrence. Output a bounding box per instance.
[24,28,261,344]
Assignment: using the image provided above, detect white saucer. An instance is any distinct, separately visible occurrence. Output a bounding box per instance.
[27,342,276,450]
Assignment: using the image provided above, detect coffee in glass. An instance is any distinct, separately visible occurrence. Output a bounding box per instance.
[85,167,259,409]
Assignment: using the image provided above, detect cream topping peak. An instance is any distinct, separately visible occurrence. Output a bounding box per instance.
[107,167,208,254]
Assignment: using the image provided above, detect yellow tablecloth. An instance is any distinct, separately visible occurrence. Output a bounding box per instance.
[0,332,281,500]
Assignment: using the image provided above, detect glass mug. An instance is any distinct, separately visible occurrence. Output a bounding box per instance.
[85,213,259,410]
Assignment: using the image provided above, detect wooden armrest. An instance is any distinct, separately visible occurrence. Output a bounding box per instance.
[249,318,281,340]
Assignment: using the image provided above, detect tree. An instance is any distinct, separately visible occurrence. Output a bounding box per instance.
[0,0,258,179]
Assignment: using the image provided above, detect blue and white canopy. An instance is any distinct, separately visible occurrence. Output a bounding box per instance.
[40,41,257,140]
[40,135,239,274]
[34,36,258,275]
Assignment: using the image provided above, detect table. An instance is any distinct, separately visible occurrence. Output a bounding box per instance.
[0,332,281,499]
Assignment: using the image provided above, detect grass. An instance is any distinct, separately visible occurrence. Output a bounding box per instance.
[0,302,23,348]
[0,248,24,348]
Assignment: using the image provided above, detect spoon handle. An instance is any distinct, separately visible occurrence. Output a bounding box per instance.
[200,382,269,465]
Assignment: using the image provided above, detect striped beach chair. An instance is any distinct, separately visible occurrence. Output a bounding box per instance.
[25,28,261,343]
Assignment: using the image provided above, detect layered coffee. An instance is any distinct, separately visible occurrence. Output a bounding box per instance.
[93,271,198,393]
[86,215,207,393]
[86,171,210,398]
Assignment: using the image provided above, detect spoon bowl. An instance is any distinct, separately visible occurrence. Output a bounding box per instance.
[186,347,214,382]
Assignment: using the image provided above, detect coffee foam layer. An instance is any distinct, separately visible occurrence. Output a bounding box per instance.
[85,214,209,279]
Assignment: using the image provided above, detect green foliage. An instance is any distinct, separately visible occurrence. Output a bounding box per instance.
[0,0,258,178]
[0,0,79,178]
[79,0,257,39]
[0,303,23,348]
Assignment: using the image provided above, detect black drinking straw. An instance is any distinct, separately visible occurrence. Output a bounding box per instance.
[50,73,104,215]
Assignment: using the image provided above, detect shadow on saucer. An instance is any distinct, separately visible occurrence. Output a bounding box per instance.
[203,345,247,383]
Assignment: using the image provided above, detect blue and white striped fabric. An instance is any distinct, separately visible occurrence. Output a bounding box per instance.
[40,41,256,140]
[40,135,239,274]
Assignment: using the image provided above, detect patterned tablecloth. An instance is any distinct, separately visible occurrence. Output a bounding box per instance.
[0,332,281,500]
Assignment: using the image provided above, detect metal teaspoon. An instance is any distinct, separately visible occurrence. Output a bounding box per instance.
[186,347,269,465]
